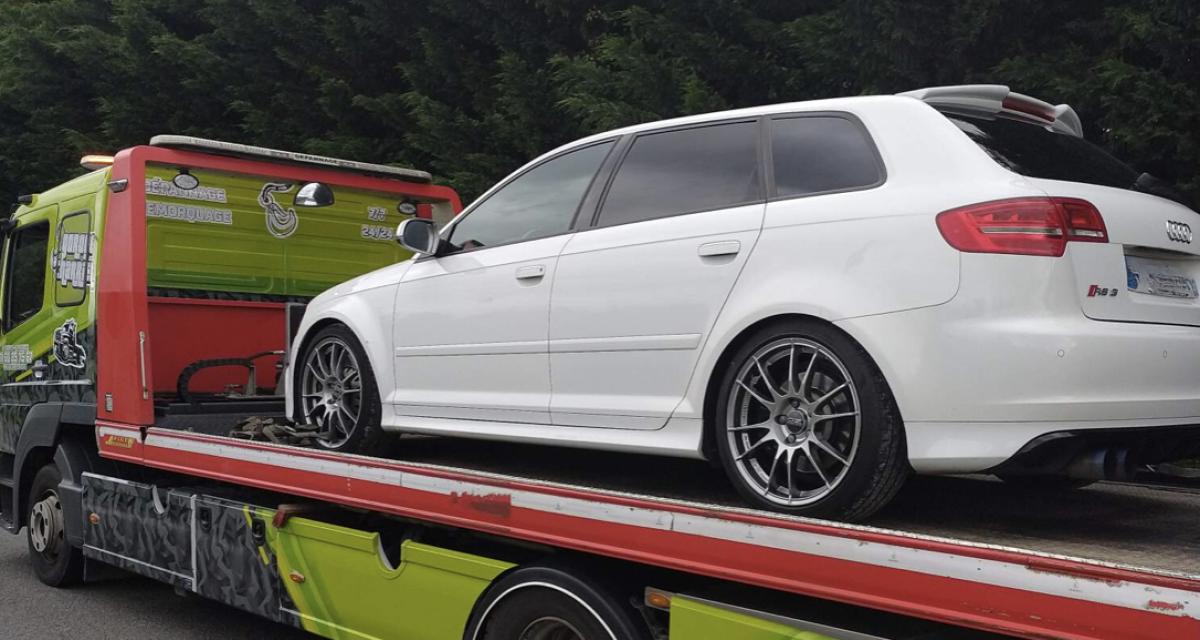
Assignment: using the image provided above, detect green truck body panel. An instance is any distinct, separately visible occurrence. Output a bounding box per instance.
[669,596,837,640]
[143,163,415,297]
[266,512,513,640]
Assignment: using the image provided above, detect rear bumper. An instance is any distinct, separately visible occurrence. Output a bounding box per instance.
[900,419,1200,474]
[987,423,1200,476]
[837,254,1200,474]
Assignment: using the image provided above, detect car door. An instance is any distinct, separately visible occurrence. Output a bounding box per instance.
[549,119,766,429]
[390,140,615,425]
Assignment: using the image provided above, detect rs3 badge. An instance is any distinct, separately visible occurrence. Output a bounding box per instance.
[1087,284,1118,298]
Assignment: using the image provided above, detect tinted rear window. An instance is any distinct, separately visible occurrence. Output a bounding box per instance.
[597,121,761,227]
[771,116,883,197]
[946,113,1138,190]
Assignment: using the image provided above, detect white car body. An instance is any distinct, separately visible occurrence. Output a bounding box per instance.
[288,86,1200,479]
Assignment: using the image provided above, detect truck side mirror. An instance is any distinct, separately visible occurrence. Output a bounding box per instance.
[293,182,335,208]
[396,218,440,256]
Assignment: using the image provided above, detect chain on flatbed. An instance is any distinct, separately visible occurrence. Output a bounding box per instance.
[229,416,322,446]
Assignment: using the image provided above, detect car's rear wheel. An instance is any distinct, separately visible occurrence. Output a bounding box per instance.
[715,319,908,521]
[297,324,385,453]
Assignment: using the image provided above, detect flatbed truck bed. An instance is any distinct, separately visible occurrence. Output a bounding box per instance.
[95,421,1200,640]
[387,436,1200,578]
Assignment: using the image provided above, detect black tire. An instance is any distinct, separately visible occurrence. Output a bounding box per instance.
[996,474,1095,490]
[27,464,84,588]
[467,566,648,640]
[294,324,386,454]
[714,319,908,521]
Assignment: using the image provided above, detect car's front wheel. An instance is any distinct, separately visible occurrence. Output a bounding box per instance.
[296,324,385,453]
[714,319,908,521]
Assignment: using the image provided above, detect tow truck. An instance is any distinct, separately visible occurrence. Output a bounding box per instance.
[0,137,1196,640]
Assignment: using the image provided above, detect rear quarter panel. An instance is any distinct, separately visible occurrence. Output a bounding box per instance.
[675,98,1048,423]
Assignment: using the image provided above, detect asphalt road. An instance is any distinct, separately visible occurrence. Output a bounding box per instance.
[0,529,309,640]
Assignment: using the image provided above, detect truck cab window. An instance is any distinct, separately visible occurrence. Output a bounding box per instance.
[4,222,50,331]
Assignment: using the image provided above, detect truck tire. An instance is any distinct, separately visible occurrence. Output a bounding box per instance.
[467,566,648,640]
[27,464,84,587]
[714,318,909,521]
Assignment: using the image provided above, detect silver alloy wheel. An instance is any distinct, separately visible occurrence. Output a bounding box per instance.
[726,338,861,506]
[300,336,364,449]
[29,492,64,557]
[519,617,585,640]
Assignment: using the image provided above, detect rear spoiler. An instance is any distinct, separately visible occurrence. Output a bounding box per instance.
[898,85,1084,138]
[149,135,433,183]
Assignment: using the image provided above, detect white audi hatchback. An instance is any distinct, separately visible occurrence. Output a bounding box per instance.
[287,85,1200,520]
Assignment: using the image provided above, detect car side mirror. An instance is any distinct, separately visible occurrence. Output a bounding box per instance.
[293,182,335,208]
[396,218,440,256]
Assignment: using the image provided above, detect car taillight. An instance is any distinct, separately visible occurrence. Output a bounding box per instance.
[936,197,1107,257]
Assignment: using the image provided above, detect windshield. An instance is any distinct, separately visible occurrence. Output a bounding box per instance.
[946,113,1140,190]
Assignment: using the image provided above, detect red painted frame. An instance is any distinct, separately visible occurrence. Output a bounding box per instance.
[147,297,287,393]
[98,145,462,424]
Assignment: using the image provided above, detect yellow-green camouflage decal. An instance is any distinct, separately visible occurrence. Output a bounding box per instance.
[259,511,512,640]
[669,596,840,640]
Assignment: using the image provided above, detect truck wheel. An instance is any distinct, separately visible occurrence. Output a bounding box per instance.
[714,319,908,522]
[296,324,385,454]
[27,464,84,587]
[467,566,648,640]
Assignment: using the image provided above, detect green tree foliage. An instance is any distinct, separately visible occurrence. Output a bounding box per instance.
[0,0,1197,205]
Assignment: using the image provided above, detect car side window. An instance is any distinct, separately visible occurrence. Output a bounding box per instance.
[770,115,883,198]
[4,222,50,331]
[449,141,614,252]
[596,121,761,227]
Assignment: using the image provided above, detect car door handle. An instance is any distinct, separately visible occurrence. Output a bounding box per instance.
[698,240,741,257]
[515,264,546,280]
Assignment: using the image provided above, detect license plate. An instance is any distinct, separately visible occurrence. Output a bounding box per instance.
[1126,257,1199,299]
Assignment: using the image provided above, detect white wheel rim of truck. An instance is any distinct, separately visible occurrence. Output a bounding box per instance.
[726,338,861,506]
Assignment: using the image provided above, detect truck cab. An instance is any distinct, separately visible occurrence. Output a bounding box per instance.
[0,137,461,548]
